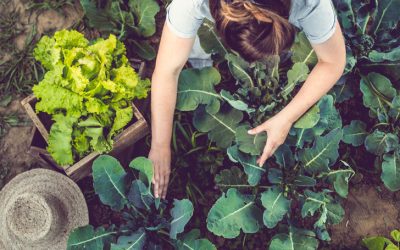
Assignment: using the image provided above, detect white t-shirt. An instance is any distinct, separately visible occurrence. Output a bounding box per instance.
[165,0,338,44]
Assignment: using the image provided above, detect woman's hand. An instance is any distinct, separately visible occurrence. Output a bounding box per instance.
[148,145,171,199]
[248,112,294,167]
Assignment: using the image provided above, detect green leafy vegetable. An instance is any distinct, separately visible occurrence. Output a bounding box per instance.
[207,188,262,239]
[176,229,217,250]
[32,30,150,165]
[261,187,290,228]
[170,199,194,240]
[269,227,319,250]
[67,225,115,250]
[227,145,266,186]
[282,62,309,98]
[363,229,400,250]
[364,130,399,156]
[176,67,221,113]
[235,124,267,156]
[298,128,343,174]
[193,105,243,148]
[111,228,146,250]
[343,120,368,147]
[214,166,249,192]
[128,0,160,37]
[323,162,355,198]
[93,155,128,211]
[294,105,320,129]
[69,155,204,249]
[381,151,400,192]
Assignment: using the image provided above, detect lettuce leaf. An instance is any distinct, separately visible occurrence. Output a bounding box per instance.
[109,105,133,140]
[33,36,61,70]
[32,29,150,166]
[47,114,79,166]
[33,81,84,117]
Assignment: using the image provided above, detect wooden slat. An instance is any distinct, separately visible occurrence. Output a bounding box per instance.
[65,114,149,181]
[21,95,50,141]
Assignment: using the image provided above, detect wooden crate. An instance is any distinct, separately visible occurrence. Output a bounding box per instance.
[27,127,61,172]
[23,96,149,181]
[22,64,149,182]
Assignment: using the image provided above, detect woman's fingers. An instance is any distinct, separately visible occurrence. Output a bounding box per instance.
[153,162,160,198]
[158,171,165,199]
[152,161,171,199]
[248,124,265,135]
[148,146,171,199]
[162,171,170,199]
[258,137,275,167]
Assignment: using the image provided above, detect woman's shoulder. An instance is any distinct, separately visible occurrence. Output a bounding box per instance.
[193,0,208,8]
[165,0,212,38]
[167,0,210,18]
[290,0,325,22]
[289,0,334,26]
[193,0,213,20]
[170,0,208,10]
[290,0,338,44]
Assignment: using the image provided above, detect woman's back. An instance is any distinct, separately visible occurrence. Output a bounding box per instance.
[166,0,337,45]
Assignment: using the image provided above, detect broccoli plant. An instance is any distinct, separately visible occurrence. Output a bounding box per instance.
[332,0,400,191]
[171,20,356,249]
[79,0,160,60]
[333,0,400,81]
[363,229,400,250]
[67,155,216,250]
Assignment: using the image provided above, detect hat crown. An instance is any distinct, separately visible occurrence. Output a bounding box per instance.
[6,192,65,243]
[0,168,89,249]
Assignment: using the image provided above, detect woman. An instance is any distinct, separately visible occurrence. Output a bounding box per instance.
[149,0,346,199]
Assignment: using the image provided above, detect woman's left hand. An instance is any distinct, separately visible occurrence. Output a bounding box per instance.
[248,112,294,167]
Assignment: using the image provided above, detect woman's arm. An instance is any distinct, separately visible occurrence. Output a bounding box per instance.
[249,21,346,166]
[149,22,195,199]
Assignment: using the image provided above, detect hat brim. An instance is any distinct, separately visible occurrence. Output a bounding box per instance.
[0,168,89,249]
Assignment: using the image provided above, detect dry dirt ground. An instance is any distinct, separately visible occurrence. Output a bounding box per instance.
[0,0,83,186]
[330,184,400,248]
[0,98,37,186]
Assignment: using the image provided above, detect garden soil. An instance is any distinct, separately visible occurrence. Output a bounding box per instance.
[1,0,399,249]
[330,184,400,248]
[0,98,38,186]
[1,0,83,186]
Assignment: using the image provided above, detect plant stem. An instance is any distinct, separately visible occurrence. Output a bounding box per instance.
[128,204,146,219]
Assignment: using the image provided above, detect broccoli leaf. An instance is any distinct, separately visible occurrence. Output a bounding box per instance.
[343,120,368,147]
[129,0,160,37]
[207,188,262,239]
[298,128,343,174]
[261,187,291,228]
[235,124,267,156]
[381,151,400,191]
[177,67,221,114]
[193,105,243,148]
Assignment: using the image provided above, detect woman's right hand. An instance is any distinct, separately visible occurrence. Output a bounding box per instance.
[148,145,171,199]
[148,21,196,199]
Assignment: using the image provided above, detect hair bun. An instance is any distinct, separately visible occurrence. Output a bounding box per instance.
[210,0,295,61]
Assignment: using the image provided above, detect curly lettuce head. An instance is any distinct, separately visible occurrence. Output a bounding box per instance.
[32,29,150,166]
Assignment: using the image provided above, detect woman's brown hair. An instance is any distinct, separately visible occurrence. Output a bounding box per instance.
[209,0,296,62]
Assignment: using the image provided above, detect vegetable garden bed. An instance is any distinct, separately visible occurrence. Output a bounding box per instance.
[22,60,149,181]
[1,0,400,249]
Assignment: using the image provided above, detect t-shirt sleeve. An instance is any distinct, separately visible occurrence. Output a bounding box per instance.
[298,0,338,44]
[165,0,204,38]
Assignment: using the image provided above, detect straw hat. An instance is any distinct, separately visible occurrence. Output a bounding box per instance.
[0,168,89,250]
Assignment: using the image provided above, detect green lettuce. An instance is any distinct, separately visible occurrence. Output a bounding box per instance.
[33,29,150,166]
